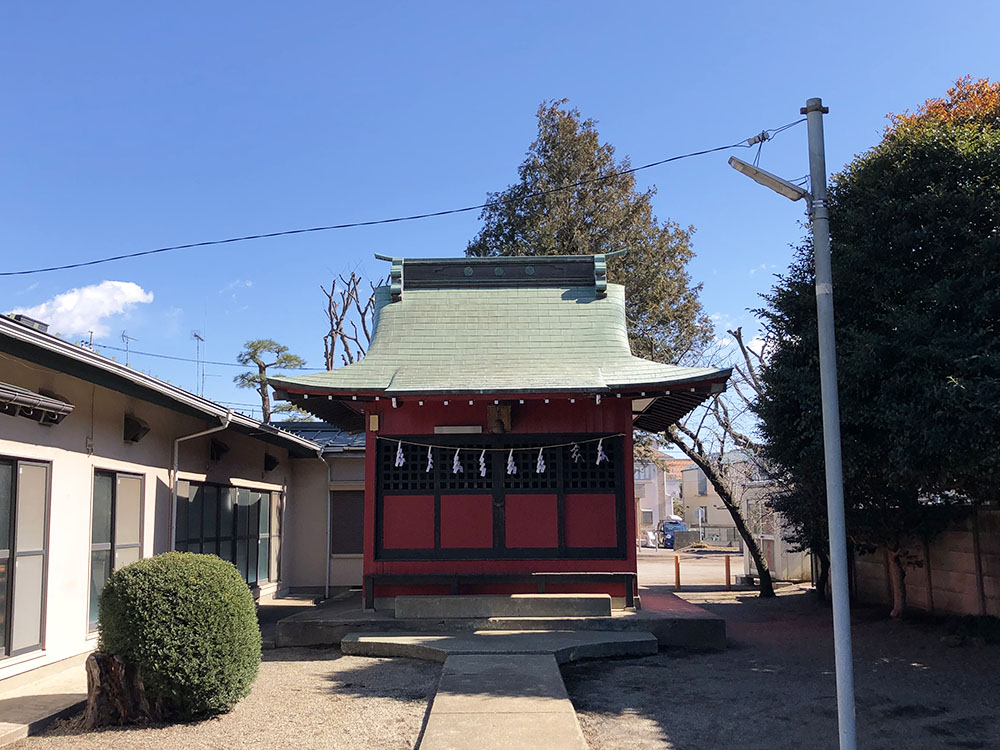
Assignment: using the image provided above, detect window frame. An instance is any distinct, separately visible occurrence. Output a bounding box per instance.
[1,455,51,659]
[330,488,365,556]
[176,481,277,586]
[88,469,144,632]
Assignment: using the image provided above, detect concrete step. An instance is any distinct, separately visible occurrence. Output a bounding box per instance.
[393,593,612,619]
[341,629,658,663]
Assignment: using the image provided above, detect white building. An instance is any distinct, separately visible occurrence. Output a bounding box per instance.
[0,314,328,686]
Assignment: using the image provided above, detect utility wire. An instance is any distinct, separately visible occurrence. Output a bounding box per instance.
[1,119,806,277]
[94,342,326,370]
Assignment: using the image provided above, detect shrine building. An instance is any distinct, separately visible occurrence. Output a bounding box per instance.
[270,253,730,609]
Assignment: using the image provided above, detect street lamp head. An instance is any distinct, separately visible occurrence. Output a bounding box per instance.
[728,157,811,202]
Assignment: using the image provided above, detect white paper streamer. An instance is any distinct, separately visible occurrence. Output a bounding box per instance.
[506,448,517,475]
[570,443,582,463]
[479,449,487,477]
[536,447,546,474]
[426,446,434,473]
[452,448,464,474]
[595,438,608,465]
[394,440,405,468]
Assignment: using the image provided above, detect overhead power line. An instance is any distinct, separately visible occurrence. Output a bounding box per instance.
[94,342,325,370]
[1,119,805,277]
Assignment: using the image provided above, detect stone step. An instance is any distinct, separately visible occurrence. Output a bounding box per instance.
[394,593,612,619]
[340,629,659,663]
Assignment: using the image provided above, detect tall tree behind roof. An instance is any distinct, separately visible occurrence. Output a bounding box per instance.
[466,99,712,363]
[234,339,306,422]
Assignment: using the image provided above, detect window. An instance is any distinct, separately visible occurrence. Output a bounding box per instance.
[331,490,364,555]
[634,464,652,481]
[90,471,142,630]
[1,458,49,657]
[640,510,653,525]
[175,482,279,586]
[697,470,708,496]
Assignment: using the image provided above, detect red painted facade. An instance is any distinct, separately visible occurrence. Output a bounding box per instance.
[362,394,637,600]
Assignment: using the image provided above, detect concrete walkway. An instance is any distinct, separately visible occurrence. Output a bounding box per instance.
[0,662,87,747]
[344,630,658,749]
[422,654,585,750]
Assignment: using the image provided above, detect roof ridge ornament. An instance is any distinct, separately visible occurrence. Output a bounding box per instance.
[594,249,625,299]
[375,253,404,301]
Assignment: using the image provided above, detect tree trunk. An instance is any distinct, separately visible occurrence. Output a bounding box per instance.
[666,428,776,598]
[743,531,776,598]
[814,549,831,603]
[257,364,271,422]
[83,652,162,729]
[887,547,907,618]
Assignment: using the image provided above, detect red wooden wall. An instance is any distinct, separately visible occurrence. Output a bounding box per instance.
[362,395,637,598]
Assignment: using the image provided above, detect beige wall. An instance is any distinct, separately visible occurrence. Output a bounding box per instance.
[741,485,811,582]
[0,354,294,682]
[680,467,735,530]
[286,454,365,590]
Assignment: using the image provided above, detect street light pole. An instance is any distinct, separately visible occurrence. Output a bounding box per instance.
[802,96,857,750]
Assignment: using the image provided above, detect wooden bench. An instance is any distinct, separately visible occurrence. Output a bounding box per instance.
[363,571,637,610]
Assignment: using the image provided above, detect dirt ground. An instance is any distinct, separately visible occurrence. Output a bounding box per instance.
[13,562,1000,749]
[9,649,439,750]
[564,583,1000,750]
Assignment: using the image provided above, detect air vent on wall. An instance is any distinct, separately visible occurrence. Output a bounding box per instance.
[123,414,150,443]
[209,438,230,462]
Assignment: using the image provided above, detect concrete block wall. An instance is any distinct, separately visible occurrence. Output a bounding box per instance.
[853,509,1000,618]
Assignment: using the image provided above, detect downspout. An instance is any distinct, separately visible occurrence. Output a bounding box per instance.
[170,411,232,551]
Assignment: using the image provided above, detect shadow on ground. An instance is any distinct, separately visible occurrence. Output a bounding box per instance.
[561,586,1000,750]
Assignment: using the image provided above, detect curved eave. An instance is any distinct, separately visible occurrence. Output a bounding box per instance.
[273,369,731,434]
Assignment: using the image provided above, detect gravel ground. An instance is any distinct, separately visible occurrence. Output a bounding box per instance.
[10,648,440,750]
[563,585,1000,750]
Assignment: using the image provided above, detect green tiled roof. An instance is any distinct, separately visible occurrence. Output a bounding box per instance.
[270,274,727,398]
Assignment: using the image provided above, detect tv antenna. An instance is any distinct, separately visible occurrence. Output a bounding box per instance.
[121,330,138,366]
[192,331,205,396]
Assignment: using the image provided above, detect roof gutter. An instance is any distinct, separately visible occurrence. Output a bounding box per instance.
[1,316,318,455]
[169,411,232,551]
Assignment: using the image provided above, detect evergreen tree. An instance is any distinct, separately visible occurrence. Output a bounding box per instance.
[234,339,306,422]
[755,78,1000,615]
[467,99,712,362]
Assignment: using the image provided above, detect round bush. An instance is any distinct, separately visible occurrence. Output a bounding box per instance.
[98,552,261,720]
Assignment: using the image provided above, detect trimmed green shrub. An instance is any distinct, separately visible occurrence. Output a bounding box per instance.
[98,552,261,720]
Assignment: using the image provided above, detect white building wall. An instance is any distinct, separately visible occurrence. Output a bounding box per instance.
[0,354,297,683]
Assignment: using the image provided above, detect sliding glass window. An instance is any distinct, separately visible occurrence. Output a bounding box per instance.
[1,458,50,658]
[90,471,142,631]
[176,482,275,586]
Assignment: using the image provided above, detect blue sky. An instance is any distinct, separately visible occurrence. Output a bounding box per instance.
[2,2,996,419]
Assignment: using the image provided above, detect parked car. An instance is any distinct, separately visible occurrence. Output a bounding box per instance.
[657,519,688,549]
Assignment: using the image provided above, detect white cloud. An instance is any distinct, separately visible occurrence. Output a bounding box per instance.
[220,279,253,293]
[8,281,154,338]
[746,336,766,356]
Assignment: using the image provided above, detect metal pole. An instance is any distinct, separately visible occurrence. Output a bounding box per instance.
[802,97,857,750]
